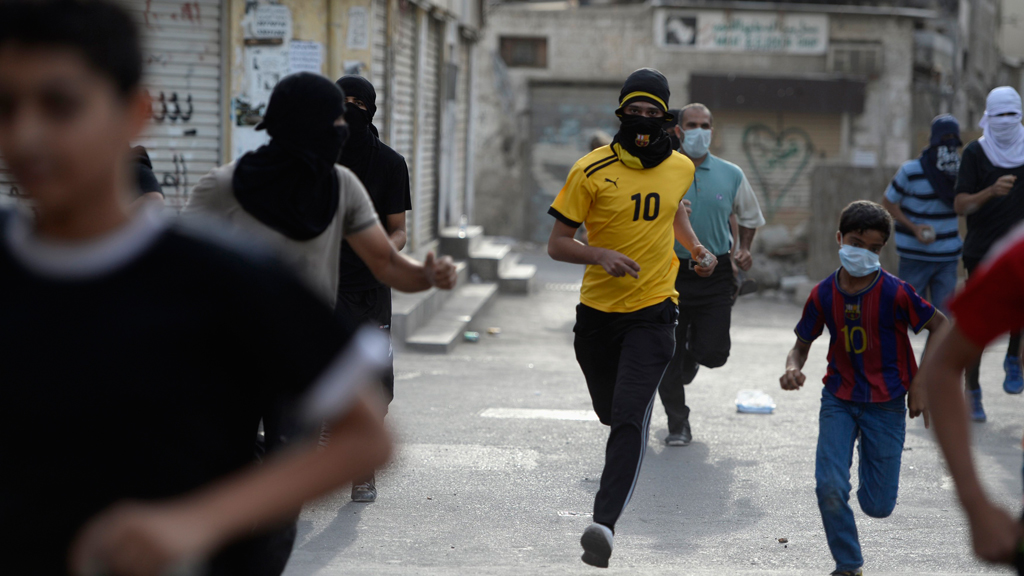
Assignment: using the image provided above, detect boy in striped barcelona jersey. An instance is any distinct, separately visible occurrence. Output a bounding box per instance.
[779,201,948,576]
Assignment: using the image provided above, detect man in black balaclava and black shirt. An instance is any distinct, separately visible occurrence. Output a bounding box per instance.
[335,75,413,504]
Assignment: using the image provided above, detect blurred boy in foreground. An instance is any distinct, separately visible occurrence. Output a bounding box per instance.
[0,1,390,574]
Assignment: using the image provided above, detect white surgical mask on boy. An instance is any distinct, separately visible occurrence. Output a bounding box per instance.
[682,128,712,158]
[838,244,880,278]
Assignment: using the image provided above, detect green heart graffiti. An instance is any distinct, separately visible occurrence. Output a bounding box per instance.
[741,124,814,221]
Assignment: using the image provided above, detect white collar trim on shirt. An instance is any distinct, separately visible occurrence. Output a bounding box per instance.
[5,204,168,279]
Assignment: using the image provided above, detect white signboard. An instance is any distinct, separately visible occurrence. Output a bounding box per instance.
[346,7,369,50]
[657,10,828,55]
[288,40,324,75]
[250,4,292,40]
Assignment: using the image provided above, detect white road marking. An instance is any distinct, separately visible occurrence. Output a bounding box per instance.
[398,443,539,471]
[479,407,599,421]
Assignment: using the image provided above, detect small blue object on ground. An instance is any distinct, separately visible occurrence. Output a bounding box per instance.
[736,389,776,414]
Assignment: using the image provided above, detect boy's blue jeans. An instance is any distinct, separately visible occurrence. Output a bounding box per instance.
[816,387,906,572]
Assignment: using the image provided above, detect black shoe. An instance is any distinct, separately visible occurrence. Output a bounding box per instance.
[830,570,862,576]
[351,474,377,503]
[580,523,613,568]
[665,420,692,446]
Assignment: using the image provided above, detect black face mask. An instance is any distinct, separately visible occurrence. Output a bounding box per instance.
[344,106,371,136]
[612,115,673,169]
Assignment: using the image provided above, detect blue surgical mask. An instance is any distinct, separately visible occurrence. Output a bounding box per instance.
[682,128,712,158]
[838,244,880,277]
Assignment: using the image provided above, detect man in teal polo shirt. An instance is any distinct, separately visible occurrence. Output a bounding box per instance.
[659,103,766,446]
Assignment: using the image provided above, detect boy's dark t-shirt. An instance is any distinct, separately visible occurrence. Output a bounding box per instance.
[795,269,935,403]
[0,209,352,574]
[955,140,1024,262]
[337,140,412,292]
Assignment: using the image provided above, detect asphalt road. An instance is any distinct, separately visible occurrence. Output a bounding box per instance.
[284,253,1022,576]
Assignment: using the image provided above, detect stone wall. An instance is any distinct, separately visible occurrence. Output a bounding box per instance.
[472,3,918,240]
[807,164,901,281]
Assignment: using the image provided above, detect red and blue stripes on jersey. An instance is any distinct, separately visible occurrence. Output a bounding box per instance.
[795,269,936,403]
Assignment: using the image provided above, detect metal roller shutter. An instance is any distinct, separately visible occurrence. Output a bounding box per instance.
[0,1,223,210]
[451,39,472,223]
[413,15,442,248]
[391,2,418,242]
[371,0,389,141]
[124,0,223,210]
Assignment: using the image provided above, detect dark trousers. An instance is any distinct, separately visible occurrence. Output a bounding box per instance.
[963,257,1023,390]
[336,285,396,410]
[658,256,735,431]
[574,299,678,530]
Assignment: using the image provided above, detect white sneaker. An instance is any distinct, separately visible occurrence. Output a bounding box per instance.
[580,523,614,568]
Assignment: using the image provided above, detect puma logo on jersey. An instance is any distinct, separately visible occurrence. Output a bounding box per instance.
[605,178,619,188]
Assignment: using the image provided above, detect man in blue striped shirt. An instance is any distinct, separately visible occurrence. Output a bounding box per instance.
[881,115,963,315]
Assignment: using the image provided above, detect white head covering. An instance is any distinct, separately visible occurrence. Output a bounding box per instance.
[978,86,1024,168]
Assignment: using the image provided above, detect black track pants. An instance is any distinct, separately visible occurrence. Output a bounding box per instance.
[573,299,678,530]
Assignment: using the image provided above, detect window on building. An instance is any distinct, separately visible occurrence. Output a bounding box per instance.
[829,42,884,79]
[499,36,547,68]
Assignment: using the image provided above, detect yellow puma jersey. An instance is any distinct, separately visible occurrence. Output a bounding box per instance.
[549,145,695,313]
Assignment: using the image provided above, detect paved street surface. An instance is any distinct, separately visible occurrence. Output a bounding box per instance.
[285,253,1022,576]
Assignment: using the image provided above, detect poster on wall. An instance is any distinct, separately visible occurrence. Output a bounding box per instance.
[655,10,828,54]
[288,40,324,75]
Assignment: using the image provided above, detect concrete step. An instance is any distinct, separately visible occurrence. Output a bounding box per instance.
[404,283,499,354]
[438,225,484,261]
[469,240,512,281]
[498,263,537,295]
[391,261,469,343]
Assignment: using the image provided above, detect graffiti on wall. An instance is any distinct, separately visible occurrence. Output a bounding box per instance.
[741,124,814,221]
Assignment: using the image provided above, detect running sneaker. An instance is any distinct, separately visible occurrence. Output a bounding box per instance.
[1004,355,1024,394]
[830,570,862,576]
[968,389,987,423]
[580,523,614,568]
[351,474,377,503]
[665,419,692,447]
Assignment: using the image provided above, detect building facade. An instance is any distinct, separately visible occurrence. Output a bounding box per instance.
[473,1,946,242]
[0,0,482,251]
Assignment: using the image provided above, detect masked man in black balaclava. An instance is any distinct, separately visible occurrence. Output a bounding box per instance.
[334,75,413,504]
[547,68,717,568]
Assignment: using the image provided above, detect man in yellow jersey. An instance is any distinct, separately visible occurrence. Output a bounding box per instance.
[547,68,717,568]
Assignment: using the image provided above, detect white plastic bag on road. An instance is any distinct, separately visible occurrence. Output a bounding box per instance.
[736,389,776,414]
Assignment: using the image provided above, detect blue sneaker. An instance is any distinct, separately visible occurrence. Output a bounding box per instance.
[1004,356,1024,394]
[969,389,987,423]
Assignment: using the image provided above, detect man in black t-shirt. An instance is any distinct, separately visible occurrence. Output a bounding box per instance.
[953,86,1024,422]
[0,2,391,574]
[335,75,413,503]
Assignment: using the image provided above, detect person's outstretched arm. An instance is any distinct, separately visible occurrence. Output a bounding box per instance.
[906,310,948,427]
[917,326,1022,564]
[69,394,391,576]
[346,223,457,292]
[673,202,716,277]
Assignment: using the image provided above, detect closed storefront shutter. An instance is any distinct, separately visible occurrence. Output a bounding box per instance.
[708,110,842,229]
[413,15,442,248]
[124,0,223,210]
[0,0,223,210]
[450,38,472,223]
[391,1,418,242]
